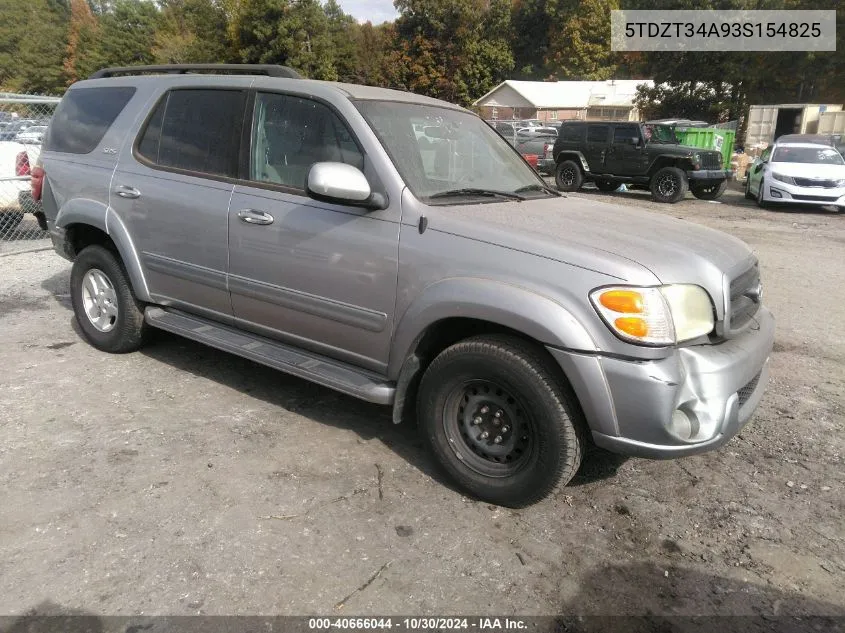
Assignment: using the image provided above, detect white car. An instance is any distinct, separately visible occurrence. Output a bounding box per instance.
[15,125,47,144]
[0,141,41,235]
[746,140,845,210]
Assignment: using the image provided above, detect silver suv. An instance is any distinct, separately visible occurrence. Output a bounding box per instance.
[37,65,774,507]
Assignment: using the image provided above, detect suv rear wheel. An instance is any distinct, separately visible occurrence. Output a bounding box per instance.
[555,160,583,192]
[417,334,585,507]
[70,245,148,353]
[650,166,688,203]
[690,180,727,200]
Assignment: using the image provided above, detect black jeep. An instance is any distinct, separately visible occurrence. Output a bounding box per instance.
[552,121,730,203]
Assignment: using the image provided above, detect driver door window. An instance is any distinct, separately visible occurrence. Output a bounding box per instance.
[250,93,363,191]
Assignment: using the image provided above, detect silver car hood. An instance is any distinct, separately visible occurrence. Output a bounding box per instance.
[430,195,756,314]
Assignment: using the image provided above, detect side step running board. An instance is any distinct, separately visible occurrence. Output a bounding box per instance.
[145,307,395,405]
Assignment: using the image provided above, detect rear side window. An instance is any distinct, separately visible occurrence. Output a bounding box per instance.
[560,124,583,143]
[46,86,136,154]
[587,125,609,143]
[136,89,245,178]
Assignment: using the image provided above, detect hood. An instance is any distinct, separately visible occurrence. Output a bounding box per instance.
[768,162,845,179]
[429,195,755,314]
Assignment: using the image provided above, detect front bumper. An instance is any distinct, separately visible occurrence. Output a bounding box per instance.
[549,306,774,459]
[688,169,732,181]
[764,180,845,206]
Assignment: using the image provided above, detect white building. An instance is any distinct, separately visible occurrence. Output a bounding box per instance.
[473,79,654,122]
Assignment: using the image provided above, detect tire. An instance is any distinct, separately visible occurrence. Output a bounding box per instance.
[650,166,688,203]
[416,334,585,508]
[555,160,583,192]
[756,178,769,208]
[70,245,148,353]
[595,179,620,193]
[690,180,727,200]
[0,212,24,236]
[744,176,755,200]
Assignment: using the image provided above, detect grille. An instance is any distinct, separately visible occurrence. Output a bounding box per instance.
[728,264,761,330]
[737,371,762,408]
[701,152,722,170]
[793,177,839,188]
[792,194,839,202]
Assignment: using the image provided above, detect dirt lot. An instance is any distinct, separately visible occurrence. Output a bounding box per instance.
[0,183,843,622]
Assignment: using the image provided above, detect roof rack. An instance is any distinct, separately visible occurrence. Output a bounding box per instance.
[89,64,301,79]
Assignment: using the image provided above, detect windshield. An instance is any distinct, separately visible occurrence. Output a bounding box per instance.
[642,124,678,144]
[772,146,844,165]
[355,101,547,203]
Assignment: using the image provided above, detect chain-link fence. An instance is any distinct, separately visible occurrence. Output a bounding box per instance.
[1,93,60,255]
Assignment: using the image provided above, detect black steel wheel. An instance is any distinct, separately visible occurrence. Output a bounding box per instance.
[555,160,583,192]
[650,166,688,203]
[417,334,585,507]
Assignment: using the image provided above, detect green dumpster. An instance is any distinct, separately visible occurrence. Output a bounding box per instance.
[674,127,736,170]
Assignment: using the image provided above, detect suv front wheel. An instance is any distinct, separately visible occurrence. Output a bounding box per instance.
[650,166,688,203]
[417,334,585,507]
[70,245,148,353]
[555,160,583,192]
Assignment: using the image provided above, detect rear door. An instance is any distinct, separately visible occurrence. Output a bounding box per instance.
[226,90,400,372]
[584,124,610,173]
[110,87,247,323]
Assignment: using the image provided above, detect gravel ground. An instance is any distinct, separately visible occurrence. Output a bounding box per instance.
[0,183,843,621]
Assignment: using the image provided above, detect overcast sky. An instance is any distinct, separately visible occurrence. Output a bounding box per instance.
[338,0,399,23]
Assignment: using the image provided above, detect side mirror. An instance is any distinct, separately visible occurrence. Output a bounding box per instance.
[306,162,386,209]
[631,136,641,146]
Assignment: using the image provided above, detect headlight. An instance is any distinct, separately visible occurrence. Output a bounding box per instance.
[836,178,845,187]
[772,172,795,185]
[590,285,715,346]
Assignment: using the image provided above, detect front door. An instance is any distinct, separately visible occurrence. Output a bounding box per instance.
[227,91,400,372]
[606,123,645,175]
[111,87,247,322]
[584,124,610,174]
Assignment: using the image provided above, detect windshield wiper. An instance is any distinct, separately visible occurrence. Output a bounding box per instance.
[514,183,561,196]
[428,188,526,201]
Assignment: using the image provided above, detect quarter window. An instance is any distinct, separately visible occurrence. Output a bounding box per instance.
[46,86,136,154]
[136,89,245,177]
[250,92,363,190]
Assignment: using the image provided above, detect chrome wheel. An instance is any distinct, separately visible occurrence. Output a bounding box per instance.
[81,268,118,332]
[442,379,535,478]
[656,173,679,197]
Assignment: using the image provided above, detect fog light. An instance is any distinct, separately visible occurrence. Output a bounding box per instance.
[769,188,783,198]
[669,409,693,439]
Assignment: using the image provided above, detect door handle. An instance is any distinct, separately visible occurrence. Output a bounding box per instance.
[114,185,141,199]
[237,209,274,226]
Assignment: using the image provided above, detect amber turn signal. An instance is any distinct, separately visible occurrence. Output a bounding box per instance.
[599,289,643,314]
[614,317,648,338]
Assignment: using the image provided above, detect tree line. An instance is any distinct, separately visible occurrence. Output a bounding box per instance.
[1,0,843,123]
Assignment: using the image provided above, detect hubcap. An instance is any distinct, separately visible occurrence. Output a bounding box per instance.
[443,380,533,477]
[657,173,678,197]
[81,268,118,332]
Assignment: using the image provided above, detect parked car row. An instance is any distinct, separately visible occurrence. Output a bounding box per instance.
[0,118,51,143]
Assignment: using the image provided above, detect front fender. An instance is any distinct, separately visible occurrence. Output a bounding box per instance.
[387,278,597,379]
